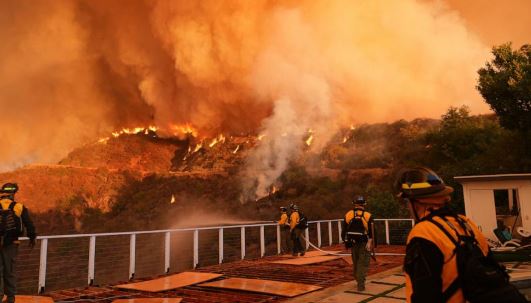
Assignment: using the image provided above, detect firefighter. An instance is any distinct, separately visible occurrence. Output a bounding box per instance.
[277,206,291,254]
[342,195,374,291]
[396,167,526,303]
[0,183,36,303]
[289,204,306,257]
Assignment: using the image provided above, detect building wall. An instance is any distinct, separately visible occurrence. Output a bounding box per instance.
[460,179,531,241]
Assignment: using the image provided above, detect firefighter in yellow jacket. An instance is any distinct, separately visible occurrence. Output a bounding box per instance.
[289,204,305,256]
[396,168,526,303]
[277,206,291,254]
[342,195,374,291]
[0,183,36,303]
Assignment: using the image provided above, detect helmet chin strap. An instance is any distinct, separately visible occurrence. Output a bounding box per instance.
[408,199,421,222]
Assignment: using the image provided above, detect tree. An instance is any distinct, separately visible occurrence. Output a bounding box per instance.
[477,43,531,132]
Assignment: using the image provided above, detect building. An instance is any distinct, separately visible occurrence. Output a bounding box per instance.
[455,173,531,241]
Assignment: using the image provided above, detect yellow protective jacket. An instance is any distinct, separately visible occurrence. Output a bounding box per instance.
[278,213,289,226]
[343,208,373,239]
[405,214,489,303]
[289,211,300,231]
[0,197,36,245]
[0,198,23,217]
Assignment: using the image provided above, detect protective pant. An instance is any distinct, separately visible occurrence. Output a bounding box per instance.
[281,226,292,254]
[351,241,370,289]
[0,244,18,303]
[291,228,306,255]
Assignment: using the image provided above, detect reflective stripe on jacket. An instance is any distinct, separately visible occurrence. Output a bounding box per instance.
[405,215,489,303]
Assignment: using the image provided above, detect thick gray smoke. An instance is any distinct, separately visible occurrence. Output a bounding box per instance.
[1,0,528,198]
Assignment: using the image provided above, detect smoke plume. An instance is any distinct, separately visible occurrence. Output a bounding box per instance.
[3,0,526,196]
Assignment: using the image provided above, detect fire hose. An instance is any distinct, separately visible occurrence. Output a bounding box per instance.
[300,235,405,257]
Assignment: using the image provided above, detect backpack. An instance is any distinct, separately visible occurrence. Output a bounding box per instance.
[428,215,527,303]
[346,209,369,242]
[297,212,308,230]
[0,201,21,239]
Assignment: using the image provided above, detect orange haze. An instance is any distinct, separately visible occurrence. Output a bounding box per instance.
[0,0,528,177]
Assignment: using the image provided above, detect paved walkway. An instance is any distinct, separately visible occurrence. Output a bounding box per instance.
[286,267,405,303]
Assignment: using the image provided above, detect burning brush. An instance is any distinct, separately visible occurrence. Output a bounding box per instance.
[255,184,282,206]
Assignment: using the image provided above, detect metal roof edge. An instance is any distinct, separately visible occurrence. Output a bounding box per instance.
[454,173,531,183]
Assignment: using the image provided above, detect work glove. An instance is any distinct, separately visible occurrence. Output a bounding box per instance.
[28,235,36,249]
[365,239,373,252]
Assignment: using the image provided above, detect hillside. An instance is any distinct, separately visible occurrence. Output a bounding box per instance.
[0,119,443,218]
[1,109,529,234]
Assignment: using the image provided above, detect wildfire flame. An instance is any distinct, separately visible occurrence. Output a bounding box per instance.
[257,134,266,141]
[170,124,197,137]
[305,134,314,146]
[233,144,240,154]
[209,134,226,148]
[342,136,348,143]
[98,137,110,144]
[111,126,158,138]
[193,143,203,153]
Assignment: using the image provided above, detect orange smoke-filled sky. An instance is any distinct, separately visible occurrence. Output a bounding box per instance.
[0,0,529,171]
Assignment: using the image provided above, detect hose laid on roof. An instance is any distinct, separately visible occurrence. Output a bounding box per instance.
[301,235,406,257]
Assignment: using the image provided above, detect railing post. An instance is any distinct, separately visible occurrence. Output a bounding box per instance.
[276,225,281,255]
[385,220,390,245]
[260,225,265,257]
[411,219,415,228]
[129,234,136,280]
[305,227,310,250]
[38,238,48,294]
[240,227,246,259]
[338,220,342,242]
[317,222,322,247]
[164,232,171,273]
[218,228,224,264]
[193,229,199,268]
[88,236,96,285]
[328,221,333,245]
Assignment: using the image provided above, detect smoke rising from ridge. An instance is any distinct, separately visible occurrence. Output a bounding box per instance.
[2,0,522,194]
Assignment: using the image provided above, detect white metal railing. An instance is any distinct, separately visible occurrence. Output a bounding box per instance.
[18,218,414,293]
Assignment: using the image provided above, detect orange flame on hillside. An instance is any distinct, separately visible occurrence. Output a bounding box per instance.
[98,137,110,144]
[305,134,314,146]
[170,124,198,137]
[209,134,226,148]
[193,143,203,153]
[111,126,158,138]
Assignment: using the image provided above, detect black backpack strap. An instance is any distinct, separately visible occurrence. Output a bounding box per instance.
[426,216,459,246]
[442,278,461,302]
[455,215,476,239]
[8,201,16,211]
[427,216,463,301]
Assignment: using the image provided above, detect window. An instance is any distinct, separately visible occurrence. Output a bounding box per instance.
[494,189,510,216]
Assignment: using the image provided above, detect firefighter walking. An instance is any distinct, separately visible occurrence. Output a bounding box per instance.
[342,195,374,291]
[277,206,291,254]
[0,183,36,303]
[396,167,526,303]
